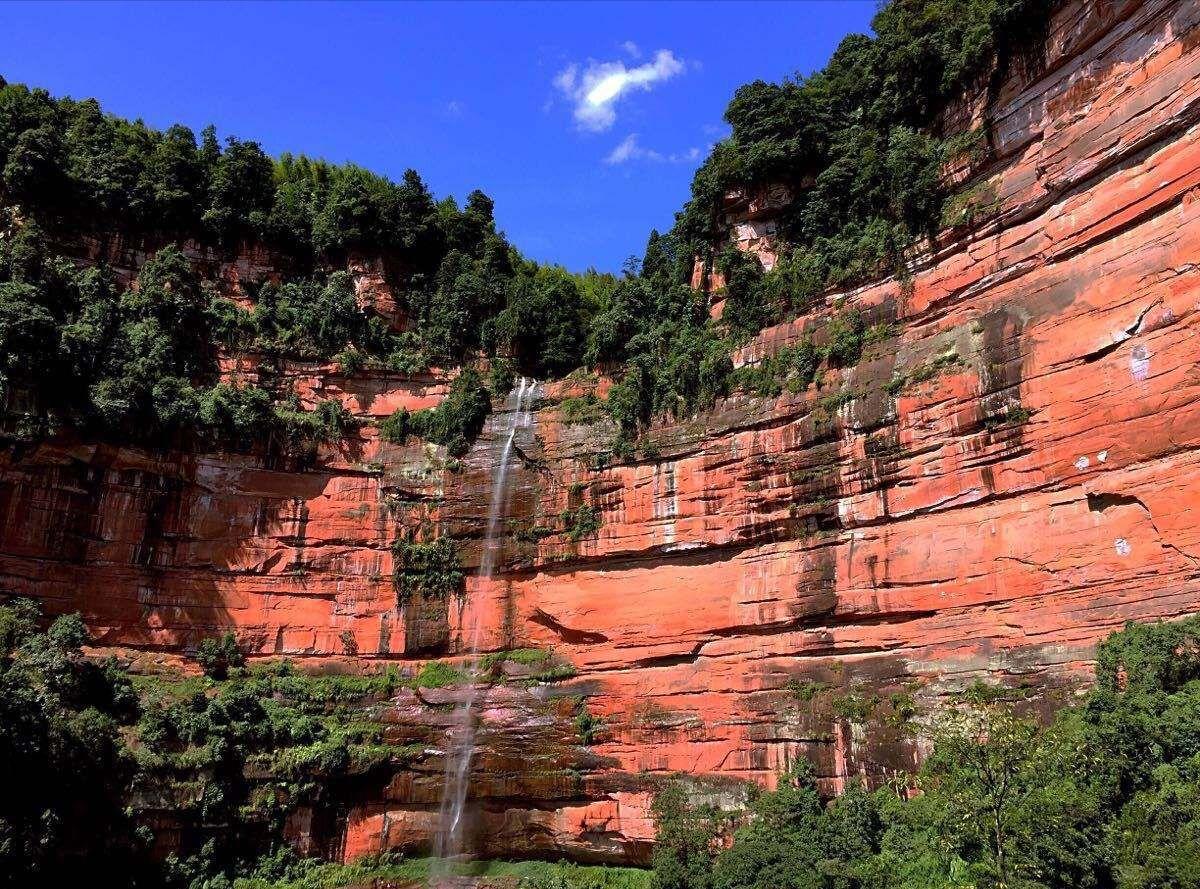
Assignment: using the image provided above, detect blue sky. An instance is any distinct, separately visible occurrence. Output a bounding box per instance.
[1,1,876,273]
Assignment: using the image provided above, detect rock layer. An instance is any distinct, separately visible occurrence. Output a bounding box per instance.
[2,0,1199,866]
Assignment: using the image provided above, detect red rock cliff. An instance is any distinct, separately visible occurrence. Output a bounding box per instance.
[2,0,1200,866]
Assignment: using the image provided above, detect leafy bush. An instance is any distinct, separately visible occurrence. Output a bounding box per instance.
[0,78,609,452]
[377,406,412,444]
[489,357,517,396]
[233,853,651,889]
[731,338,820,398]
[1,0,1057,454]
[272,397,355,458]
[983,402,1033,430]
[398,367,492,457]
[595,246,735,454]
[251,272,368,359]
[196,632,246,680]
[0,600,151,885]
[391,535,465,606]
[413,660,466,689]
[494,266,586,378]
[716,247,771,340]
[575,703,604,746]
[651,782,727,889]
[560,503,603,543]
[0,599,629,887]
[560,394,607,426]
[821,308,866,368]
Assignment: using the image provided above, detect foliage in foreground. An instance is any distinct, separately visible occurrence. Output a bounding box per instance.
[379,367,493,457]
[652,616,1200,889]
[233,850,651,889]
[0,597,600,888]
[7,596,1199,889]
[0,601,155,884]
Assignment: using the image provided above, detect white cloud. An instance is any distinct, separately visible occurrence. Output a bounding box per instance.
[621,40,641,58]
[605,134,649,164]
[604,134,702,166]
[554,49,685,132]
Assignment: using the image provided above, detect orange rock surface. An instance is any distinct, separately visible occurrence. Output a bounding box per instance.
[2,0,1200,865]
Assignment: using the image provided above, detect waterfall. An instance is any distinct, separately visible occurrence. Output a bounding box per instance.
[430,376,535,883]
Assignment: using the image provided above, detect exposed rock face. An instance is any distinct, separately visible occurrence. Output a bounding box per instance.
[2,0,1200,867]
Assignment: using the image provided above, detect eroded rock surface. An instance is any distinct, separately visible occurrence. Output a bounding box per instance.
[2,0,1199,866]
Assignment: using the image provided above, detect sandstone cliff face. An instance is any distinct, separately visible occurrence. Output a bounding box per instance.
[2,0,1199,866]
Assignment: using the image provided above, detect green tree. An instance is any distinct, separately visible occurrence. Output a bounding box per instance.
[0,601,150,886]
[394,367,492,457]
[495,266,586,378]
[651,782,725,889]
[87,245,214,433]
[195,631,246,681]
[203,135,274,242]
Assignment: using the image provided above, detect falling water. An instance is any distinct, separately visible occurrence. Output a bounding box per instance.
[430,376,535,884]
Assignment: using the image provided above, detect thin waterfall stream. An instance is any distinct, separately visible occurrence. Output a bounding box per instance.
[430,377,535,884]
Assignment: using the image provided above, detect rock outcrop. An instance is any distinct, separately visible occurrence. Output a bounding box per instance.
[2,0,1199,866]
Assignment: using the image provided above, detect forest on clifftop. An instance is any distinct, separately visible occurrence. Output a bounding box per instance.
[0,0,1053,463]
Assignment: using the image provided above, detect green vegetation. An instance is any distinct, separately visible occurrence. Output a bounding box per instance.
[561,393,608,426]
[0,601,150,885]
[573,0,1052,452]
[0,1,1056,459]
[597,0,1059,442]
[941,178,1002,229]
[476,647,576,684]
[984,401,1034,430]
[196,631,246,680]
[272,397,357,458]
[591,240,735,457]
[0,226,368,453]
[651,783,731,889]
[234,851,651,889]
[0,79,619,449]
[561,502,603,542]
[407,367,492,455]
[529,660,579,683]
[575,700,606,746]
[9,598,1200,889]
[0,597,495,887]
[478,646,553,671]
[379,366,493,457]
[829,685,880,724]
[729,307,896,400]
[0,6,1098,885]
[676,0,1053,293]
[391,534,465,606]
[731,338,821,398]
[512,519,556,545]
[652,616,1200,889]
[786,678,833,702]
[412,659,466,688]
[494,265,589,379]
[0,597,616,887]
[885,346,964,396]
